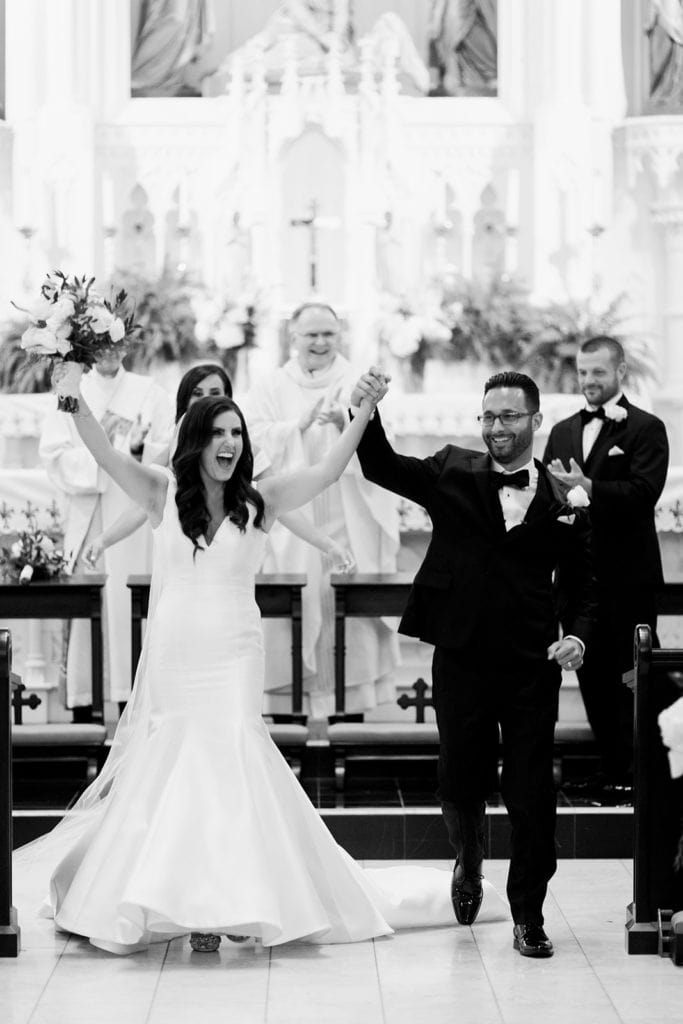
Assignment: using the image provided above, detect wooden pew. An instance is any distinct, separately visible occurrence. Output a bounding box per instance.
[0,578,108,790]
[624,624,683,963]
[328,576,683,779]
[0,629,21,956]
[0,576,106,722]
[127,574,309,766]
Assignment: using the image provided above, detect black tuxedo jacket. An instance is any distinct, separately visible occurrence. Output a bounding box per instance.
[356,413,596,655]
[543,396,669,588]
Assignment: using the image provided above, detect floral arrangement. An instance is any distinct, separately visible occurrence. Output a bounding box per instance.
[0,505,67,581]
[109,271,202,371]
[13,272,138,411]
[380,275,659,394]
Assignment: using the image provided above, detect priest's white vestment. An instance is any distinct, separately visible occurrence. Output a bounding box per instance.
[39,367,174,708]
[245,355,401,718]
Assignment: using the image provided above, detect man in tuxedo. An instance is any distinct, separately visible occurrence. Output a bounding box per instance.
[351,369,596,958]
[544,335,669,793]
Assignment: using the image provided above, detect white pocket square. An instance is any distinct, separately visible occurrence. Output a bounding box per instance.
[608,445,624,456]
[557,514,576,525]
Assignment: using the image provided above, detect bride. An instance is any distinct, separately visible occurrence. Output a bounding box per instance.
[15,362,505,954]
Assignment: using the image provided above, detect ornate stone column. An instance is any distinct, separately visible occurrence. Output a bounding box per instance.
[652,202,683,462]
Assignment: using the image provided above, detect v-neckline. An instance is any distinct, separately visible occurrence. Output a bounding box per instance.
[203,517,228,548]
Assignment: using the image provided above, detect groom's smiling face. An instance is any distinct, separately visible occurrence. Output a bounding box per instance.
[481,386,541,468]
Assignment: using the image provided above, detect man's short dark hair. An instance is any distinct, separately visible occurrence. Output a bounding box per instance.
[483,371,540,412]
[290,301,340,326]
[579,335,626,365]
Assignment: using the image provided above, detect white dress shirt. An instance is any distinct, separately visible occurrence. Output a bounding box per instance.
[491,456,585,659]
[582,392,624,461]
[491,457,537,532]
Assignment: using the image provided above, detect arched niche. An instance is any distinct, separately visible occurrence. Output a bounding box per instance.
[280,127,345,305]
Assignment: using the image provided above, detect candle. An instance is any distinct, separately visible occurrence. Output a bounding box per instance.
[102,178,115,228]
[177,177,190,226]
[591,169,607,229]
[507,168,520,228]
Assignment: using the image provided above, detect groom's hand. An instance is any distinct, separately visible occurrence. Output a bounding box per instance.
[350,367,390,409]
[547,637,584,672]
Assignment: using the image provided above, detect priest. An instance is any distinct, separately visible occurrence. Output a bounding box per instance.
[244,302,401,718]
[39,347,174,719]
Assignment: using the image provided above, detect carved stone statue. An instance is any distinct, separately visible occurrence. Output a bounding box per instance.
[131,0,216,97]
[646,0,683,107]
[428,0,498,97]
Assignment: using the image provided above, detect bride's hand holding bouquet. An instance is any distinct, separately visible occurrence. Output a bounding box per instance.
[13,271,138,413]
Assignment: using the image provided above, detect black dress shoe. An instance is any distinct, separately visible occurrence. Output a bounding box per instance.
[451,867,483,926]
[513,923,554,958]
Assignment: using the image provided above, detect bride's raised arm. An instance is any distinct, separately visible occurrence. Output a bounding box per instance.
[51,362,168,524]
[258,369,388,523]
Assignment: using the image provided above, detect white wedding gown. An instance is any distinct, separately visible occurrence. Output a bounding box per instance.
[15,476,507,954]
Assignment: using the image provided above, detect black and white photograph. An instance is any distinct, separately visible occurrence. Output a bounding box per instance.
[1,1,683,1022]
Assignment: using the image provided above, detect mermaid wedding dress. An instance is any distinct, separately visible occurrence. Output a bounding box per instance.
[15,474,507,953]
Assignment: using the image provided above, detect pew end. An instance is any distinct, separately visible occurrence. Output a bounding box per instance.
[1,629,21,957]
[625,623,683,965]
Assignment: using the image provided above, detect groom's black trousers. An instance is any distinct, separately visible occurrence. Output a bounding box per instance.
[432,643,561,926]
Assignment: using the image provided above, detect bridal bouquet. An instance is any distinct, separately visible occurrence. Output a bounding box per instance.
[0,527,68,585]
[14,272,138,412]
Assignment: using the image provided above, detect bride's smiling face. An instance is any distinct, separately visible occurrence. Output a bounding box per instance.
[200,410,244,483]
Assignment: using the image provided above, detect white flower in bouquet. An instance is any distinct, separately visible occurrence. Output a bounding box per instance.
[108,317,126,342]
[10,541,22,558]
[89,304,116,334]
[20,324,69,357]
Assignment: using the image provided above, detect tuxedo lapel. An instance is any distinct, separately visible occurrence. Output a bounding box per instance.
[522,461,561,526]
[584,396,629,474]
[470,452,507,534]
[569,413,585,470]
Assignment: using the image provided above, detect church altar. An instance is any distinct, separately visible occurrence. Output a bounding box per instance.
[2,1,683,717]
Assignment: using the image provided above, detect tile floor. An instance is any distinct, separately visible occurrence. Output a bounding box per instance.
[2,859,681,1024]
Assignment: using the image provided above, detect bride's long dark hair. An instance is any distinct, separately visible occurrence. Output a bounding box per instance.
[172,396,265,553]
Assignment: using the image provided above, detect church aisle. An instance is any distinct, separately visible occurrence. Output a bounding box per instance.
[2,860,681,1024]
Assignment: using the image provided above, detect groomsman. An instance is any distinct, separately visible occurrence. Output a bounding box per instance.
[544,336,669,793]
[352,368,596,958]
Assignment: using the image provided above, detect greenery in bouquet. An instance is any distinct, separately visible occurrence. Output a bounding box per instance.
[0,526,68,585]
[12,271,138,411]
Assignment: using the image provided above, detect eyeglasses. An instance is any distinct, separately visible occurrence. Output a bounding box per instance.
[477,412,535,427]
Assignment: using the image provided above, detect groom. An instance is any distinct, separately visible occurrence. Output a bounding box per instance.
[351,369,596,958]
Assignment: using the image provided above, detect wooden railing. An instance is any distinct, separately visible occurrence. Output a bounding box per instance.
[625,624,683,962]
[0,629,20,957]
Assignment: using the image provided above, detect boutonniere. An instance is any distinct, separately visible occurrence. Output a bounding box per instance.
[565,485,590,509]
[604,405,627,423]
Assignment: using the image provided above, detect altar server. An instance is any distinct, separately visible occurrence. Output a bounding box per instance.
[40,348,174,718]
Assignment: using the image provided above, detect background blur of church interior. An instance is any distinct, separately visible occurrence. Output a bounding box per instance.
[1,0,683,914]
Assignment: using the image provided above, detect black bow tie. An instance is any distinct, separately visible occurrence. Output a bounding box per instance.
[580,407,606,425]
[491,469,529,490]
